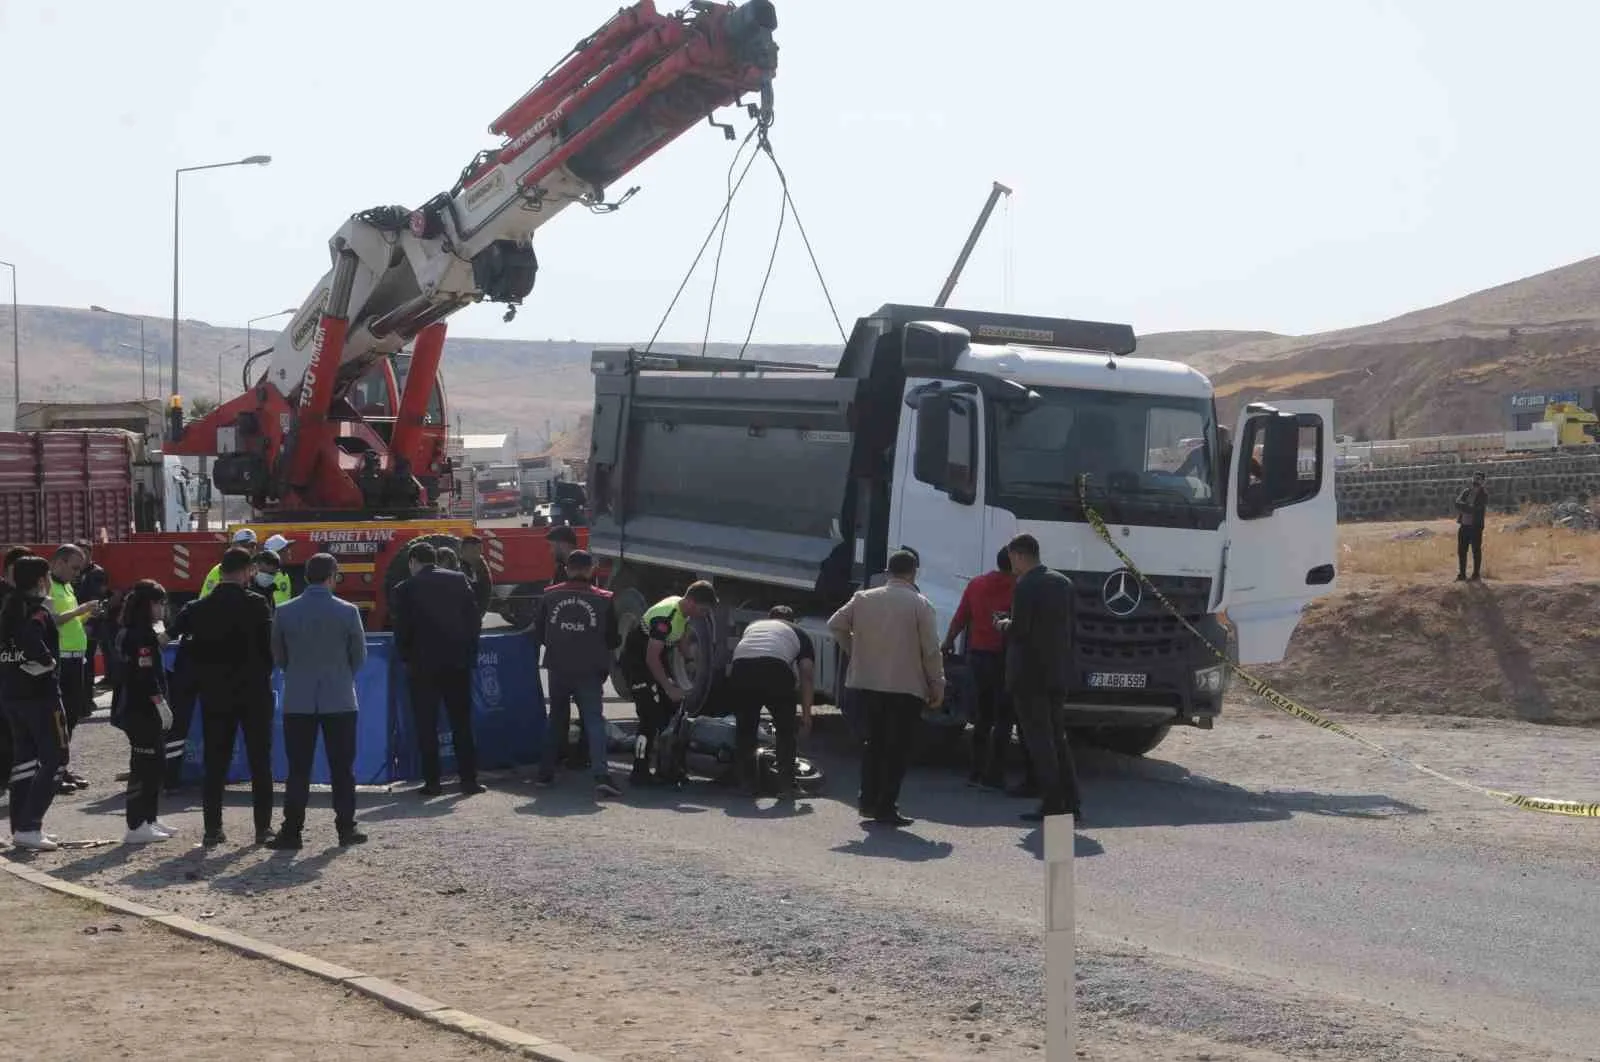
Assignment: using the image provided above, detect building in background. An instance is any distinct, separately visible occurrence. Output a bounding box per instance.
[452,432,514,469]
[1504,387,1600,430]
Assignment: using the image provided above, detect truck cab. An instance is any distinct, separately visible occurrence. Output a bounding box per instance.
[586,304,1337,755]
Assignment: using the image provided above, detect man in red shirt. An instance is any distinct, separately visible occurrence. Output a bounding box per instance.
[943,548,1020,789]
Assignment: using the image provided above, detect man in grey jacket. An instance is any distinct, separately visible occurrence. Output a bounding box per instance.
[267,553,369,849]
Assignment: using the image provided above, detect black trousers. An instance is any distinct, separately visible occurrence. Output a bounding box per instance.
[59,657,88,769]
[856,689,923,817]
[731,657,799,788]
[1014,690,1082,815]
[200,695,275,836]
[967,651,1010,784]
[408,666,478,788]
[281,712,358,836]
[123,708,165,829]
[4,697,68,834]
[1457,525,1484,577]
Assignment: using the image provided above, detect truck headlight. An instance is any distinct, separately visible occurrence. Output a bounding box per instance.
[1192,664,1230,695]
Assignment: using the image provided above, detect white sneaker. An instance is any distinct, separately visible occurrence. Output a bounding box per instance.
[150,820,177,837]
[13,831,59,851]
[122,823,170,844]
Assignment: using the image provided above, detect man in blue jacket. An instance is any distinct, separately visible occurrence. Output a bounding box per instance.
[267,552,369,849]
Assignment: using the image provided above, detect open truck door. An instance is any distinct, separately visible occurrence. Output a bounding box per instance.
[1219,399,1337,665]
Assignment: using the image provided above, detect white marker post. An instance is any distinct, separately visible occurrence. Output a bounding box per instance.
[1045,813,1075,1060]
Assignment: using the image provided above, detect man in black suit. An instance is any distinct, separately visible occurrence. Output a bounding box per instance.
[183,546,277,845]
[392,541,485,796]
[999,533,1082,823]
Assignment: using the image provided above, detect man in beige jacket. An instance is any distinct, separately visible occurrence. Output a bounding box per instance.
[827,550,945,827]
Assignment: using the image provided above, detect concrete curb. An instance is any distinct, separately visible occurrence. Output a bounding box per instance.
[0,856,611,1062]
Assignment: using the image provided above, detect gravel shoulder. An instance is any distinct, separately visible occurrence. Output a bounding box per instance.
[7,696,1597,1062]
[0,871,506,1062]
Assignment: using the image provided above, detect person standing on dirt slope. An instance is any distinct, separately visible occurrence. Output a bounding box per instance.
[2,555,73,850]
[998,533,1083,824]
[184,546,277,847]
[620,581,719,786]
[530,550,622,799]
[116,580,178,845]
[829,549,945,829]
[1455,471,1490,582]
[730,605,815,800]
[392,541,486,798]
[49,543,102,792]
[943,547,1018,790]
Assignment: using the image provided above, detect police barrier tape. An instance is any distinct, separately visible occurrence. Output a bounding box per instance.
[1074,475,1600,818]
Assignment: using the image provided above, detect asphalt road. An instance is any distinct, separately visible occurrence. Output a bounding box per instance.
[17,692,1600,1059]
[542,710,1599,1058]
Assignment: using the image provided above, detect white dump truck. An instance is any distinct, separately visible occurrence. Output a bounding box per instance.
[585,303,1337,756]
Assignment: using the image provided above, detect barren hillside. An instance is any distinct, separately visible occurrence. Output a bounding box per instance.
[4,305,835,449]
[1169,255,1600,376]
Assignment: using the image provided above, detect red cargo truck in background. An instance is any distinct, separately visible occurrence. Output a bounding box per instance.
[0,429,572,627]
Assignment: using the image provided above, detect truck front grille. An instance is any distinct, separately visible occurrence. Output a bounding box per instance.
[1064,571,1212,665]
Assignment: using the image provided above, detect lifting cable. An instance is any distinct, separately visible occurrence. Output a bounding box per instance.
[644,124,848,359]
[643,124,764,355]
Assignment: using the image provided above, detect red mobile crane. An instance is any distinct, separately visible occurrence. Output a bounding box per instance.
[131,0,780,625]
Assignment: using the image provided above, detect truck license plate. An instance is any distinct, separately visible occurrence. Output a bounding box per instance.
[1087,672,1147,690]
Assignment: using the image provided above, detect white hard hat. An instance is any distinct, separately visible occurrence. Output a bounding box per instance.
[263,534,293,553]
[231,528,258,545]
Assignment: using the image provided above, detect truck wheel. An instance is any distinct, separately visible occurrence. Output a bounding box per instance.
[610,587,647,700]
[1083,724,1172,757]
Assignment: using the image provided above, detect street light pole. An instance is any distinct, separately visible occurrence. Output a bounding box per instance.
[0,260,18,428]
[245,307,296,389]
[171,154,272,439]
[91,305,150,400]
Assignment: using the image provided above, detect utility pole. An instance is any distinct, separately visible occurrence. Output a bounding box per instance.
[935,181,1013,308]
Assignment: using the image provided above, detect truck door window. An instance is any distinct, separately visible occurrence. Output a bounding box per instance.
[913,393,977,505]
[1237,412,1323,519]
[946,397,977,504]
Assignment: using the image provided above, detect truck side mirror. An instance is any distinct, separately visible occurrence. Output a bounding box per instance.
[913,393,952,489]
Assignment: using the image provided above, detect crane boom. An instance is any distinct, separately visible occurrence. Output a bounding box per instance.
[172,0,779,517]
[934,180,1012,308]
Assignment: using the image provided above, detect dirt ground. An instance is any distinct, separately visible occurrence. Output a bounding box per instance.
[1259,517,1600,726]
[0,873,507,1062]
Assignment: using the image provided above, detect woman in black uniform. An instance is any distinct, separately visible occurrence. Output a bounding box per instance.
[2,555,69,851]
[116,580,176,844]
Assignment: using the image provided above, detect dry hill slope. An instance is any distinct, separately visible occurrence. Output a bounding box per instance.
[5,305,836,446]
[1175,255,1600,376]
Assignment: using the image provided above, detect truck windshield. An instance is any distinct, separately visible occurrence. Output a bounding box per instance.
[990,387,1222,528]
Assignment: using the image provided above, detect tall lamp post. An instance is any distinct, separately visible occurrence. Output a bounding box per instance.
[0,259,19,428]
[171,155,271,436]
[214,342,243,528]
[90,305,149,400]
[245,307,297,385]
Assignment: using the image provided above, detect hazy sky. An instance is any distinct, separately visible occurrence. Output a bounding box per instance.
[2,0,1596,348]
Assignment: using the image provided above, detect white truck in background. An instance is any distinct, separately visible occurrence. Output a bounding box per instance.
[586,304,1338,756]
